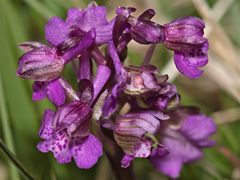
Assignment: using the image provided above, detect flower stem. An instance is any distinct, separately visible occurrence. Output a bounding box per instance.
[0,138,35,180]
[142,44,156,65]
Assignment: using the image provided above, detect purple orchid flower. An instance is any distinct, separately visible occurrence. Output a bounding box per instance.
[113,111,169,168]
[45,2,114,47]
[17,29,95,106]
[124,65,161,96]
[15,2,215,178]
[16,2,113,105]
[17,29,95,81]
[102,58,175,115]
[117,8,208,79]
[150,108,216,178]
[37,64,111,168]
[163,17,209,79]
[17,42,66,106]
[37,102,102,169]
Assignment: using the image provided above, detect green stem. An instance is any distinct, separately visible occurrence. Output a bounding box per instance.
[0,138,35,180]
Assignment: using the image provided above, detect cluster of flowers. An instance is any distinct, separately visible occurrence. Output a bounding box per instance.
[16,2,216,178]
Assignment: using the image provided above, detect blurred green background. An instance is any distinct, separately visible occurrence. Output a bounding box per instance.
[0,0,240,179]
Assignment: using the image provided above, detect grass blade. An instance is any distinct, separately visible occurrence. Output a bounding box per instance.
[0,75,20,180]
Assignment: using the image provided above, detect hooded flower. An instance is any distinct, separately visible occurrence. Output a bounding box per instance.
[17,28,96,106]
[113,111,169,168]
[17,29,95,81]
[102,57,175,115]
[45,2,114,47]
[150,108,216,178]
[17,42,66,106]
[124,65,161,96]
[37,101,103,168]
[145,83,180,111]
[37,66,111,168]
[163,17,209,79]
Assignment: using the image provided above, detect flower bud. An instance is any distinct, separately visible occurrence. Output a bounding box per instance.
[114,111,169,157]
[129,18,165,44]
[17,47,64,81]
[163,16,207,51]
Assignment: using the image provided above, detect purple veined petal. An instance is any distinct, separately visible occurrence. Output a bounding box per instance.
[82,5,108,29]
[52,101,91,138]
[46,78,66,107]
[92,65,111,103]
[114,118,146,137]
[150,133,203,179]
[163,16,207,56]
[18,41,47,52]
[138,9,156,21]
[53,101,91,130]
[95,19,115,45]
[66,6,108,32]
[79,51,91,80]
[142,72,159,89]
[37,130,72,164]
[121,154,134,168]
[32,81,47,101]
[16,47,64,81]
[68,116,90,138]
[70,134,102,169]
[65,8,84,28]
[174,51,205,79]
[45,17,68,46]
[39,109,55,139]
[63,29,96,63]
[164,16,205,29]
[78,79,94,104]
[180,115,216,146]
[122,112,162,134]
